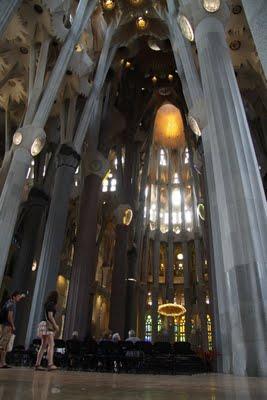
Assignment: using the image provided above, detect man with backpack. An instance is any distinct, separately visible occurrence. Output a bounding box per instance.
[0,291,25,368]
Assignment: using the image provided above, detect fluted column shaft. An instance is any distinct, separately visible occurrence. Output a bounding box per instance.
[109,225,129,338]
[0,148,31,285]
[64,173,102,340]
[152,230,160,342]
[11,188,49,345]
[25,146,80,347]
[195,15,267,375]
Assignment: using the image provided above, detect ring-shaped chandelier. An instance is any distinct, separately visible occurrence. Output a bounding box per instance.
[158,303,186,317]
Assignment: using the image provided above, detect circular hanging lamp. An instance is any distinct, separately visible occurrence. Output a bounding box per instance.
[158,303,186,317]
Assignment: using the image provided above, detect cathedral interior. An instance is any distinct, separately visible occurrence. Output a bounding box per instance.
[0,0,267,390]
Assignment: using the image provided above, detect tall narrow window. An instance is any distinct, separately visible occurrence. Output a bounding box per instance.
[145,315,152,341]
[179,315,186,342]
[158,315,162,333]
[160,149,167,166]
[184,147,189,164]
[207,314,212,350]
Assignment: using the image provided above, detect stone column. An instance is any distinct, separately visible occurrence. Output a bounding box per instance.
[167,158,174,342]
[0,147,32,285]
[241,0,267,78]
[0,0,97,288]
[25,145,80,347]
[195,238,208,351]
[152,230,160,342]
[0,0,21,37]
[182,241,192,341]
[192,2,267,375]
[125,136,152,333]
[64,152,109,340]
[109,224,129,338]
[11,187,49,345]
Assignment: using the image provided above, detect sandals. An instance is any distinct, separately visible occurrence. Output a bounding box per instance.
[48,364,58,371]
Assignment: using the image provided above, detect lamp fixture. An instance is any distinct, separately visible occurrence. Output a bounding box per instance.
[123,208,133,226]
[13,132,23,146]
[136,16,148,30]
[152,75,157,84]
[129,0,143,5]
[177,253,183,260]
[188,115,202,136]
[158,303,186,317]
[168,74,174,81]
[197,203,205,221]
[102,0,115,10]
[31,136,45,157]
[178,14,194,42]
[202,0,221,13]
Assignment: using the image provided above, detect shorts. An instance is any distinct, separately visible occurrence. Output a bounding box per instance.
[0,325,12,351]
[37,321,54,337]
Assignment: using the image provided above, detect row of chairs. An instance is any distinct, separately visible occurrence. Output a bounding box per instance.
[7,339,207,374]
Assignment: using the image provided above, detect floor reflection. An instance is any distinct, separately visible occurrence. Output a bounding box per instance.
[0,369,267,400]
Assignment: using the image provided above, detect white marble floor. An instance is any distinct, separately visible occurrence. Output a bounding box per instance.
[0,368,267,400]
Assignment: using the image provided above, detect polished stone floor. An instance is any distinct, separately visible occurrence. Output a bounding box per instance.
[0,368,267,400]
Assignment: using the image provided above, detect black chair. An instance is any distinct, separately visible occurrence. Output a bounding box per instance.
[135,341,153,372]
[82,339,98,371]
[97,341,121,372]
[151,342,173,374]
[66,339,82,369]
[10,345,30,367]
[173,342,194,355]
[54,339,67,368]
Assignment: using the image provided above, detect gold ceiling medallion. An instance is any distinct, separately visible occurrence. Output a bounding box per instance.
[136,16,149,30]
[129,0,144,6]
[102,0,116,11]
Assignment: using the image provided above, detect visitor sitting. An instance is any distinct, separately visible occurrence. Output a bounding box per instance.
[99,330,112,342]
[112,333,121,342]
[126,330,140,344]
[71,331,79,341]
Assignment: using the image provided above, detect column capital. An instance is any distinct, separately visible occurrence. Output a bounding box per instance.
[12,125,46,157]
[83,150,110,178]
[56,143,80,170]
[178,0,230,37]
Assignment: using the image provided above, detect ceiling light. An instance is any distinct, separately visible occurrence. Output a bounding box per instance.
[188,115,202,136]
[13,132,23,146]
[129,0,143,5]
[168,74,174,81]
[152,76,157,84]
[123,208,133,226]
[178,14,194,42]
[197,203,205,221]
[177,253,183,260]
[202,0,221,13]
[31,137,45,157]
[136,16,148,30]
[102,0,115,10]
[125,61,131,68]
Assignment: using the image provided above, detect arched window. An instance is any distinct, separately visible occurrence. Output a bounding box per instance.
[145,315,152,341]
[207,314,212,350]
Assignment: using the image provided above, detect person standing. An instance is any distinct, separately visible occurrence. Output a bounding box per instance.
[0,291,25,368]
[35,291,59,371]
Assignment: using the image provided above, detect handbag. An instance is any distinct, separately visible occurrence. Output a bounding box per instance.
[7,334,15,352]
